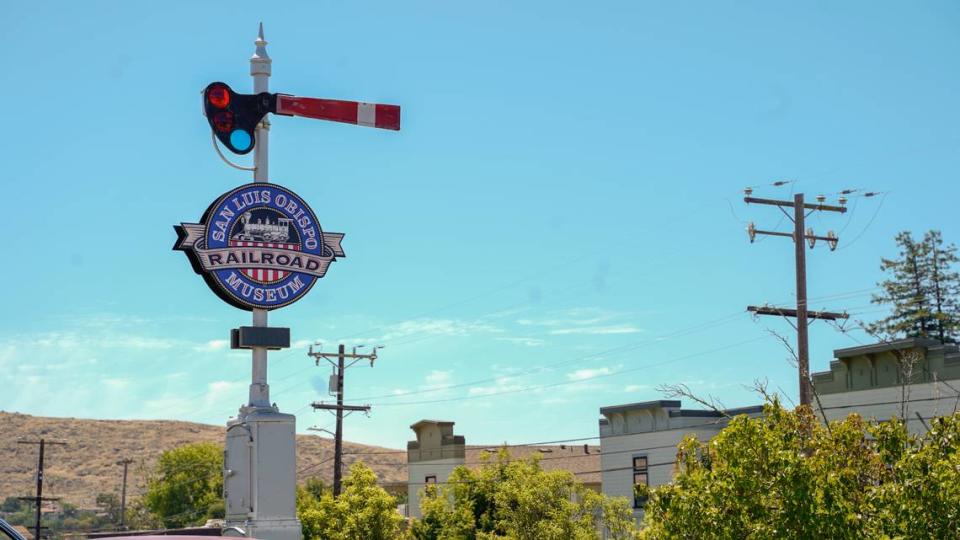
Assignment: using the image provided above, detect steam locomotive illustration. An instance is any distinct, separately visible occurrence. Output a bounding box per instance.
[231,211,295,243]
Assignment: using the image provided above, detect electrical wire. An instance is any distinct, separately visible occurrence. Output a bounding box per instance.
[838,192,889,251]
[360,337,765,408]
[343,311,747,403]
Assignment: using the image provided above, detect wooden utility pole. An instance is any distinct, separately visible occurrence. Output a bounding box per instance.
[17,439,66,540]
[745,191,849,406]
[116,458,134,529]
[308,344,379,496]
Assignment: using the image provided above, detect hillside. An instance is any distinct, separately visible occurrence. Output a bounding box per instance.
[0,411,406,509]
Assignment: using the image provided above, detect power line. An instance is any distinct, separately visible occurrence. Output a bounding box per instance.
[272,284,885,407]
[837,192,889,250]
[346,311,747,403]
[362,337,766,408]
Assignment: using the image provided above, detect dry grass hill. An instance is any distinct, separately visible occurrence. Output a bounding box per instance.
[0,411,406,509]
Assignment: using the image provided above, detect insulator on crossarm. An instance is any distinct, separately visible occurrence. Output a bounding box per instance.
[827,230,838,251]
[806,228,816,249]
[744,186,754,197]
[747,222,757,243]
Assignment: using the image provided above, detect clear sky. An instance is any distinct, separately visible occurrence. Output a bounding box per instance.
[2,1,959,449]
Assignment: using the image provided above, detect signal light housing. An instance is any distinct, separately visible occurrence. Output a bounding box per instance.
[202,82,274,155]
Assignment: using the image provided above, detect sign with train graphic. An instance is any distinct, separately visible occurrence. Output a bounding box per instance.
[174,183,344,310]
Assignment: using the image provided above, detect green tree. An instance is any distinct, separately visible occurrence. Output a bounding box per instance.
[871,231,934,339]
[297,461,403,540]
[410,449,639,540]
[637,401,960,539]
[302,477,330,501]
[142,442,224,528]
[923,230,960,342]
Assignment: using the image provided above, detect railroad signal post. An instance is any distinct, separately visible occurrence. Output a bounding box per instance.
[172,24,400,540]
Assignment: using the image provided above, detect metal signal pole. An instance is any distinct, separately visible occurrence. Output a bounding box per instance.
[744,191,849,407]
[308,344,379,496]
[116,458,134,529]
[250,22,272,409]
[17,439,66,540]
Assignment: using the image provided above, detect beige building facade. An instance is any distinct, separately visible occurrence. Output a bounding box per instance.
[813,338,960,434]
[406,420,465,519]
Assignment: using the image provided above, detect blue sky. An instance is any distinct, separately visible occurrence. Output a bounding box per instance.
[2,1,959,449]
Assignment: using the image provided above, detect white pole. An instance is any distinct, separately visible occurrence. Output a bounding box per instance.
[249,22,271,408]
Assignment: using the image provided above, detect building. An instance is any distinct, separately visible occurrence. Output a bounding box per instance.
[813,338,960,434]
[406,420,465,519]
[598,400,763,521]
[404,419,601,518]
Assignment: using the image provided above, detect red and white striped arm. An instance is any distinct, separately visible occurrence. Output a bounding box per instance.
[275,95,400,131]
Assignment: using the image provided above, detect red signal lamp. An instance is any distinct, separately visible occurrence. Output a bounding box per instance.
[212,111,234,133]
[207,84,231,109]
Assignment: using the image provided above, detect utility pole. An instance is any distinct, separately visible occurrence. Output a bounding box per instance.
[116,458,134,529]
[744,189,849,407]
[308,344,380,496]
[17,439,66,540]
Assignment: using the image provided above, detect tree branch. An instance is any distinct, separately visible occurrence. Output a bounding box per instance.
[657,383,731,420]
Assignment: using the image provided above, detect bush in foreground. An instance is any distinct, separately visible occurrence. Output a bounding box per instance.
[638,402,960,539]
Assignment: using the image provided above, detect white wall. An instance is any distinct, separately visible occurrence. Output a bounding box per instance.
[406,457,463,519]
[600,425,721,522]
[817,380,960,435]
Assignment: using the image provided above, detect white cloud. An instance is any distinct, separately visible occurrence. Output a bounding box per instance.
[567,367,613,381]
[203,380,246,408]
[517,309,642,336]
[468,377,527,396]
[102,377,131,389]
[195,339,229,352]
[517,307,617,327]
[424,370,453,388]
[496,337,546,347]
[550,325,642,336]
[381,319,502,341]
[624,384,649,392]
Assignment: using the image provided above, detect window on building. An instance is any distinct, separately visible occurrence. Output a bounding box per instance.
[425,475,437,485]
[633,456,649,508]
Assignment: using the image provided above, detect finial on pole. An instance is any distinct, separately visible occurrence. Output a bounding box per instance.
[251,22,271,79]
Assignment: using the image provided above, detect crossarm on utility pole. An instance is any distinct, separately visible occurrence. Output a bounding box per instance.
[747,306,849,321]
[744,196,847,213]
[310,403,371,413]
[751,229,841,243]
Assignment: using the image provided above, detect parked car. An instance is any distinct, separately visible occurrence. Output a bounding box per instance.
[0,519,27,540]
